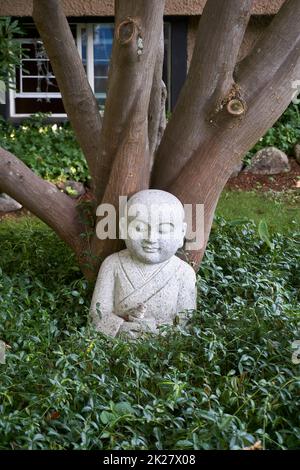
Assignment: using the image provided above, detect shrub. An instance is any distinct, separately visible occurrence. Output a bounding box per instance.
[0,114,89,183]
[0,217,299,450]
[0,17,25,87]
[1,102,299,180]
[245,103,300,163]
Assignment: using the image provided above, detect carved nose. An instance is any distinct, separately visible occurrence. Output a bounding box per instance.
[147,229,159,243]
[146,230,158,245]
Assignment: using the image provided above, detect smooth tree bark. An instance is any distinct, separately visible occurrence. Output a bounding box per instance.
[86,0,166,273]
[93,0,166,201]
[152,0,300,266]
[148,25,167,165]
[0,0,300,284]
[151,0,255,265]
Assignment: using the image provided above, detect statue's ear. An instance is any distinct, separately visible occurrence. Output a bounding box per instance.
[119,216,127,240]
[178,222,187,248]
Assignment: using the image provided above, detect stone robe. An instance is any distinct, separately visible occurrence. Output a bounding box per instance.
[90,249,196,337]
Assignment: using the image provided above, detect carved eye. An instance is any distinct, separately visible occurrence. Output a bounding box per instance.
[159,223,174,234]
[134,221,148,233]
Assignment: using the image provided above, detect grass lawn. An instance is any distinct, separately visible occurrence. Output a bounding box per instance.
[217,189,300,233]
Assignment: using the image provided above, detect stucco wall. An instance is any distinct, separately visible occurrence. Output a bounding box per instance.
[187,15,273,69]
[0,0,286,16]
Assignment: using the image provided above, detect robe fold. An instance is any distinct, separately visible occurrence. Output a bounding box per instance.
[90,249,196,337]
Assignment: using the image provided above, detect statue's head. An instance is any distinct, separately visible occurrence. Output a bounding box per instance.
[121,189,186,264]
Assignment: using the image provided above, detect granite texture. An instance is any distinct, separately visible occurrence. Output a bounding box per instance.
[90,190,197,338]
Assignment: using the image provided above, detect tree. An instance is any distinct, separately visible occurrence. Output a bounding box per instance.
[0,0,299,284]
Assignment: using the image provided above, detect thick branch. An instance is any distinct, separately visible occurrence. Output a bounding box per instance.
[148,25,167,167]
[168,0,300,267]
[32,0,102,183]
[237,0,300,103]
[0,147,87,260]
[94,0,166,203]
[85,0,166,276]
[152,0,254,189]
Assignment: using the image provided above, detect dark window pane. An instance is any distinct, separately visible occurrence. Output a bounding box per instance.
[93,24,114,105]
[15,98,65,114]
[94,62,110,78]
[22,77,59,93]
[81,27,87,69]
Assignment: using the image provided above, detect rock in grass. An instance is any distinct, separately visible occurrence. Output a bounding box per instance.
[245,147,291,175]
[0,194,22,212]
[231,161,243,178]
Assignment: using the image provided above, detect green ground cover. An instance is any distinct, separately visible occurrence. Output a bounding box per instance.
[0,214,299,450]
[0,107,299,450]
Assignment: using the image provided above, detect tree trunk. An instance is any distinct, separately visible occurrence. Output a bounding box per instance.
[148,25,167,167]
[87,0,166,275]
[93,0,166,203]
[1,0,300,284]
[152,0,300,267]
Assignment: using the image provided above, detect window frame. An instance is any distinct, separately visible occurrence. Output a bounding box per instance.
[9,38,66,118]
[76,22,115,106]
[8,20,175,118]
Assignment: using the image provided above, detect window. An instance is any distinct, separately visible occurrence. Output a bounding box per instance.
[77,23,114,110]
[77,22,171,112]
[94,24,114,105]
[9,38,65,117]
[9,21,172,118]
[163,22,171,112]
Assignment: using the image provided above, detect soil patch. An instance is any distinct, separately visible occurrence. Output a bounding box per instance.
[226,158,300,192]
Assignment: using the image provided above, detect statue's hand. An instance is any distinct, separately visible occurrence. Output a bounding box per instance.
[118,321,143,339]
[126,303,147,322]
[118,316,157,338]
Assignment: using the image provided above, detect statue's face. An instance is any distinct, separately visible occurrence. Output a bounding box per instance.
[123,193,186,264]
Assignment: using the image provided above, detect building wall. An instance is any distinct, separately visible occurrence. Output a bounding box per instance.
[0,0,286,16]
[0,0,284,120]
[187,15,273,69]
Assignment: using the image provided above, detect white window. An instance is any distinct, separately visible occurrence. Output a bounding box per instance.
[77,23,114,111]
[9,38,65,118]
[9,22,171,118]
[76,22,171,112]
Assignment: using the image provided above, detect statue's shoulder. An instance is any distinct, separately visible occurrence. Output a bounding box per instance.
[174,256,196,281]
[99,250,127,272]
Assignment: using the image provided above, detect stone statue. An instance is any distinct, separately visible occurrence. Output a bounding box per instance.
[90,189,197,338]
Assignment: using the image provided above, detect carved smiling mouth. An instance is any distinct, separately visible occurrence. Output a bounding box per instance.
[142,245,160,253]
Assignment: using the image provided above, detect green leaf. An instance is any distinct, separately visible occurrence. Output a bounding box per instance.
[100,411,114,425]
[258,219,274,250]
[175,439,193,448]
[114,402,135,416]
